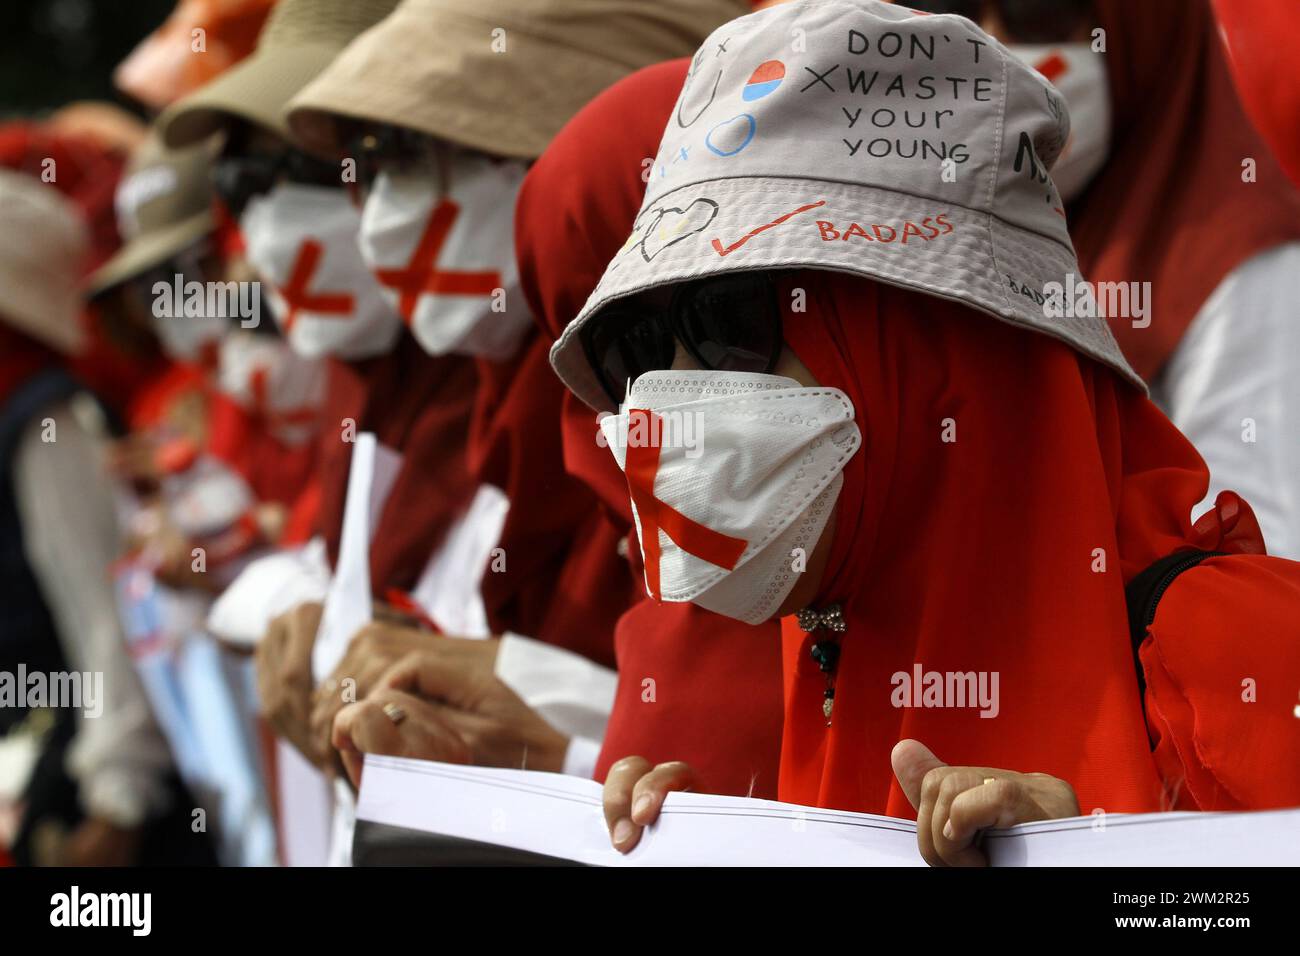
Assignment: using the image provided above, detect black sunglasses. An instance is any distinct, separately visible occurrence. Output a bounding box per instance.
[905,0,1091,44]
[343,125,440,198]
[580,271,782,408]
[212,147,343,219]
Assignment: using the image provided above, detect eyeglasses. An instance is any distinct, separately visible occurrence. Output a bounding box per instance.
[904,0,1090,44]
[579,272,782,407]
[343,125,441,198]
[212,147,343,219]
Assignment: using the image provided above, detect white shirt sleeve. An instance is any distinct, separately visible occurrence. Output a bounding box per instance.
[12,402,174,827]
[1153,242,1300,560]
[561,736,604,781]
[493,632,617,761]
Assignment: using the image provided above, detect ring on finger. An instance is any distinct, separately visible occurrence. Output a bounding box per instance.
[382,702,407,725]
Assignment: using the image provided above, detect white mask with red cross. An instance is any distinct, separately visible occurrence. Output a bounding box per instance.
[598,370,861,625]
[240,182,403,360]
[215,328,326,447]
[358,152,532,360]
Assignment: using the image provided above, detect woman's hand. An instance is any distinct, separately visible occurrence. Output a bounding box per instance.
[891,738,1080,867]
[330,647,566,788]
[255,601,325,765]
[601,757,699,854]
[307,622,498,761]
[331,687,470,788]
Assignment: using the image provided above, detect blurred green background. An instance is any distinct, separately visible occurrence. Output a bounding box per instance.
[0,0,175,116]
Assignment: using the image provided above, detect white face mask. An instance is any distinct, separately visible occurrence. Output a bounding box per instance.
[358,153,532,359]
[598,370,862,625]
[1010,43,1111,203]
[216,328,325,446]
[150,306,226,364]
[240,182,402,360]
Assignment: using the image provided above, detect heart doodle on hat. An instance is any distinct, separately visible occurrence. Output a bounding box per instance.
[637,199,719,262]
[705,114,757,157]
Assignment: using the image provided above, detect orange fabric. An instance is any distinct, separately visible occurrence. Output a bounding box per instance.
[1074,0,1300,380]
[114,0,278,110]
[776,271,1300,816]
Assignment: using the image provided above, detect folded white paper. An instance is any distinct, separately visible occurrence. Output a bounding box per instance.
[312,433,402,683]
[354,756,1300,866]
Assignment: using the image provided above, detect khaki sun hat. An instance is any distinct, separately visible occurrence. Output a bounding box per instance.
[285,0,750,160]
[0,169,90,354]
[86,134,219,297]
[156,0,401,148]
[550,0,1144,410]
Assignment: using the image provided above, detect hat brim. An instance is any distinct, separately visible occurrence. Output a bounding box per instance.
[284,8,629,160]
[550,176,1144,411]
[86,210,214,297]
[1,270,85,354]
[157,42,345,148]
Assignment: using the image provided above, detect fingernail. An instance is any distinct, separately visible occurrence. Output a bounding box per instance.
[632,793,654,820]
[612,818,636,846]
[943,820,955,841]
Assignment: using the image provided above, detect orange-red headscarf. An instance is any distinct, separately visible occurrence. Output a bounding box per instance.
[1072,0,1300,381]
[778,272,1300,815]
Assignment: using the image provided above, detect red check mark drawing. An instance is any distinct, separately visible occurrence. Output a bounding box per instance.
[710,200,826,257]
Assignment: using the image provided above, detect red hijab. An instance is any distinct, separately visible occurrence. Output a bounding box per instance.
[1212,0,1300,188]
[516,59,785,795]
[778,270,1300,815]
[1072,0,1300,381]
[316,333,480,595]
[462,337,620,664]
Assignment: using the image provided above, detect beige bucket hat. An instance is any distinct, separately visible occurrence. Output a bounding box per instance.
[156,0,401,148]
[285,0,750,160]
[86,134,219,296]
[0,170,90,354]
[551,0,1143,409]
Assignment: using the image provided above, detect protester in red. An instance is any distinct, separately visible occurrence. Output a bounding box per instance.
[545,1,1300,864]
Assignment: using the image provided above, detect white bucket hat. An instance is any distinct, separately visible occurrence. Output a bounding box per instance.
[550,0,1142,410]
